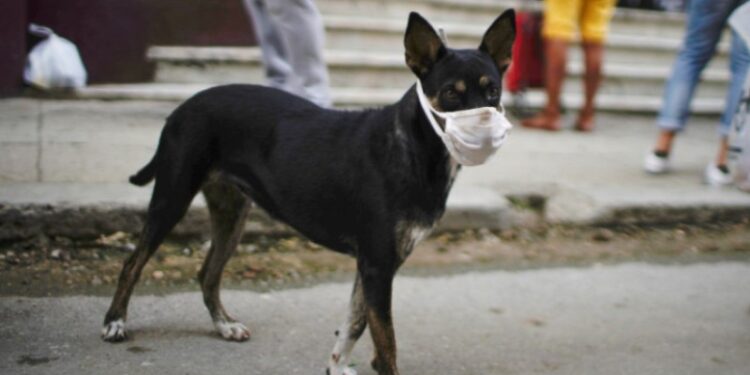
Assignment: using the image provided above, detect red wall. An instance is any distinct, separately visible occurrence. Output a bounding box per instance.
[0,0,257,94]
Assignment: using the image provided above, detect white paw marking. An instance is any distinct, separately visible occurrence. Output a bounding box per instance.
[215,321,251,341]
[102,319,127,342]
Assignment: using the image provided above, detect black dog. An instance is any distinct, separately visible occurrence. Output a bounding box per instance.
[102,10,515,375]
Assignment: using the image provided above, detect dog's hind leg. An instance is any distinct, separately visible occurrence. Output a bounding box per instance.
[327,274,367,375]
[102,176,201,342]
[199,179,252,341]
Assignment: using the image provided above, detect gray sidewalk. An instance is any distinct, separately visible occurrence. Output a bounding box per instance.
[2,262,750,375]
[1,98,749,241]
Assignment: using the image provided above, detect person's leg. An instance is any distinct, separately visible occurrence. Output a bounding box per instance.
[717,27,750,166]
[652,0,738,155]
[577,42,603,131]
[576,0,616,131]
[242,0,296,91]
[266,0,332,107]
[705,22,750,185]
[522,0,578,131]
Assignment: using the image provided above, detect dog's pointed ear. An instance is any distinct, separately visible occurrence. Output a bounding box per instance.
[404,12,446,77]
[479,9,516,72]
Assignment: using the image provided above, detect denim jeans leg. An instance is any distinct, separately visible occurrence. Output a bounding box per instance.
[720,28,750,136]
[656,0,737,132]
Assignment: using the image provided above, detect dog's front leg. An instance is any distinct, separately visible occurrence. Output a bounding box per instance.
[359,258,400,375]
[327,275,367,375]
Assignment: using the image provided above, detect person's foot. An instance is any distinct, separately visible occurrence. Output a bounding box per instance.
[704,163,732,187]
[521,111,561,131]
[574,109,595,132]
[643,151,670,174]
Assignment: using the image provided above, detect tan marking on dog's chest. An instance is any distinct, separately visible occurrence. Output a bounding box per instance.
[396,222,433,261]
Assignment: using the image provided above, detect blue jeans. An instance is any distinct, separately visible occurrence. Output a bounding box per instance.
[657,0,750,136]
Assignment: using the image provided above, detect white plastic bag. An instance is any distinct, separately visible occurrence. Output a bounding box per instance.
[23,24,87,90]
[729,3,750,191]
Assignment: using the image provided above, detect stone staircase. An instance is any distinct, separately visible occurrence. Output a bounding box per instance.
[8,0,734,185]
[75,0,731,114]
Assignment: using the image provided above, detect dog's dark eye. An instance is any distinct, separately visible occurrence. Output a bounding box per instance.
[443,88,459,101]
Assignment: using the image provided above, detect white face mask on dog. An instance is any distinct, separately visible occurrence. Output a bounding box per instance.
[416,80,512,166]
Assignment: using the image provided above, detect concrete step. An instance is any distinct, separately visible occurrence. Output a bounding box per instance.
[316,0,694,38]
[3,103,749,238]
[148,46,731,99]
[0,181,517,240]
[320,14,730,67]
[70,83,404,108]
[4,93,723,186]
[69,82,726,114]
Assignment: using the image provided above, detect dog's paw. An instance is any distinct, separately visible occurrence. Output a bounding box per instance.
[327,366,358,375]
[101,319,127,342]
[215,321,251,341]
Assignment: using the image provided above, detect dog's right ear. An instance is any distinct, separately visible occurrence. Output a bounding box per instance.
[404,12,446,77]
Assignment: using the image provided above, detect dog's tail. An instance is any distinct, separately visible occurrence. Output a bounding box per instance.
[129,156,156,186]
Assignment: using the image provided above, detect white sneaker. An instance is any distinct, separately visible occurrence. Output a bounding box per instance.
[704,163,733,187]
[644,152,670,174]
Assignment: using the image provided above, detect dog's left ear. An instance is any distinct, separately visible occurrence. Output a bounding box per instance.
[479,9,516,72]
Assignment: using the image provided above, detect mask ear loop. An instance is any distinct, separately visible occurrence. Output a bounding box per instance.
[415,80,449,138]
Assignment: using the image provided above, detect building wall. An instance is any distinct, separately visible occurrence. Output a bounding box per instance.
[0,0,257,95]
[0,0,28,97]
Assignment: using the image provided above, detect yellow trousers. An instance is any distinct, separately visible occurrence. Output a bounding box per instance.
[542,0,617,43]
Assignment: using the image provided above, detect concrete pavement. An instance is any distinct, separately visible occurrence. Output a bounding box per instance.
[1,98,749,241]
[2,261,749,374]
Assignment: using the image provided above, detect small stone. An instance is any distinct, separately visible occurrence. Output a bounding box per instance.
[91,276,103,286]
[152,270,164,280]
[181,247,193,256]
[592,229,615,242]
[50,249,64,260]
[98,231,128,246]
[122,243,136,252]
[527,318,546,327]
[500,229,518,241]
[241,244,258,253]
[673,229,687,240]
